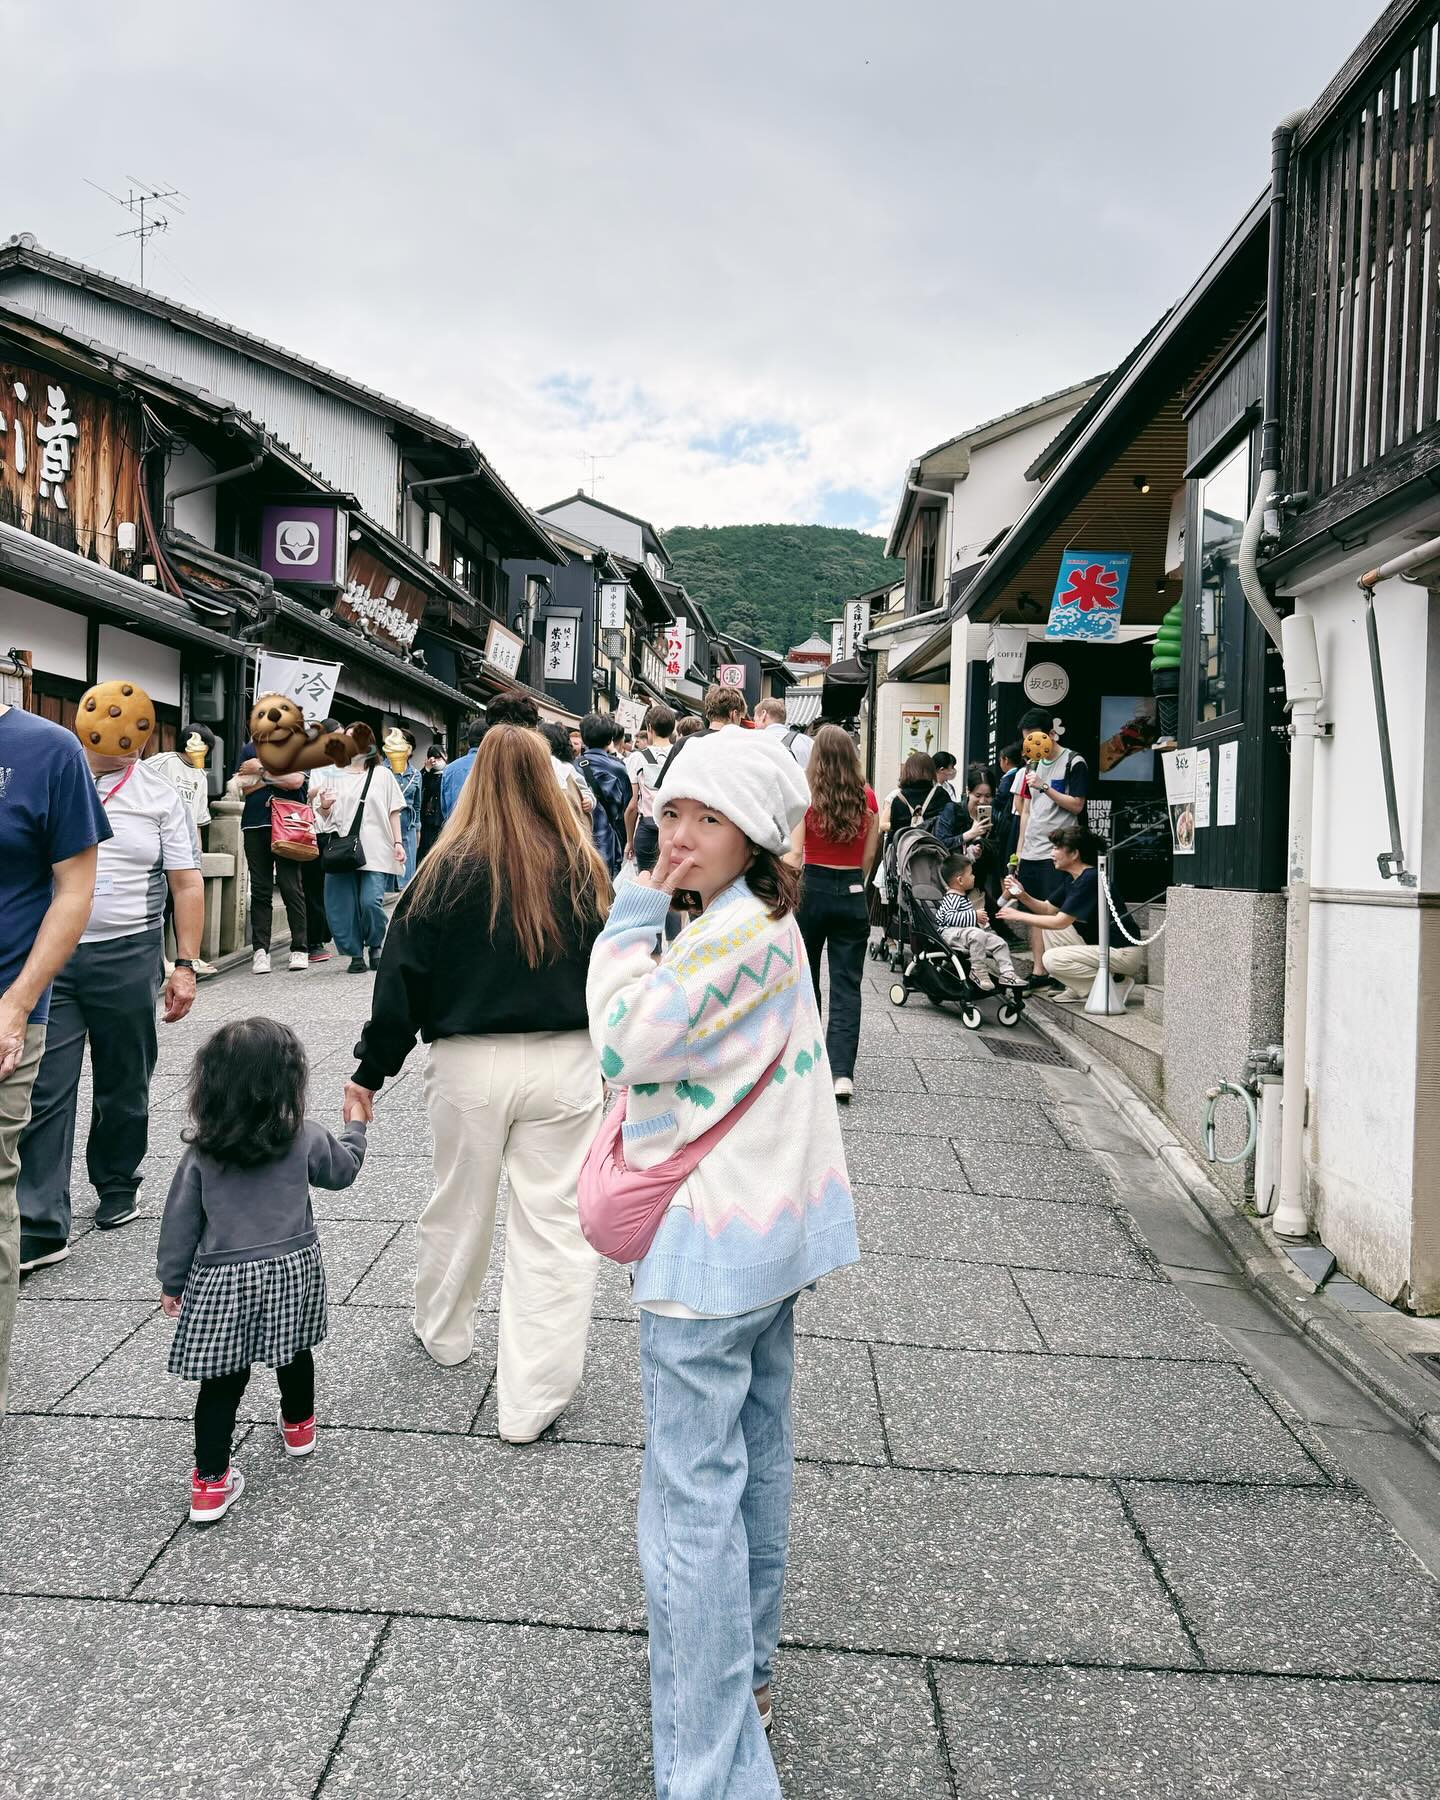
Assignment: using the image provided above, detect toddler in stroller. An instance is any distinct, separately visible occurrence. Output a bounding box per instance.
[936,854,1022,993]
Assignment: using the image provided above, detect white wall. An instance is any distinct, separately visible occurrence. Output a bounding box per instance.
[0,587,88,681]
[96,623,181,706]
[950,413,1073,563]
[165,442,217,547]
[873,679,949,798]
[540,499,644,562]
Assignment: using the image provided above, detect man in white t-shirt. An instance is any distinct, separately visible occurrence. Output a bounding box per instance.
[18,684,203,1268]
[753,696,812,769]
[1010,709,1089,987]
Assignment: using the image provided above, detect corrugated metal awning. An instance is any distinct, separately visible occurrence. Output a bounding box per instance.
[786,691,822,726]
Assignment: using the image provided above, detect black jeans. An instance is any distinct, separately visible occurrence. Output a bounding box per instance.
[798,866,869,1081]
[244,830,309,953]
[18,930,163,1243]
[301,854,330,951]
[195,1350,315,1479]
[633,817,660,873]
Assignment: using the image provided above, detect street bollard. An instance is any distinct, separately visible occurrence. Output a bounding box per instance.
[1085,851,1126,1015]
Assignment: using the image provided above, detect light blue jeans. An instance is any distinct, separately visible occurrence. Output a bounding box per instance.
[324,870,388,958]
[638,1295,795,1800]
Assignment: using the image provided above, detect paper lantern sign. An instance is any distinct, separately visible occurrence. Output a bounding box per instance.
[1046,550,1130,643]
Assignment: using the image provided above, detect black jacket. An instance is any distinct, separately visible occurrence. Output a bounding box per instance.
[352,867,603,1089]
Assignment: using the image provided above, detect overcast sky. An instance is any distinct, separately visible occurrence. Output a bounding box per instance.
[5,0,1377,535]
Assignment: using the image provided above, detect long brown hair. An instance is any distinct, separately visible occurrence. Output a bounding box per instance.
[405,724,610,964]
[807,723,868,842]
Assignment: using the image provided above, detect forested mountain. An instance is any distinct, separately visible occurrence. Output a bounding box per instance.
[662,524,895,654]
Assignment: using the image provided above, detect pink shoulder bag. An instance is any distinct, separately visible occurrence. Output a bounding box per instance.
[578,1050,785,1264]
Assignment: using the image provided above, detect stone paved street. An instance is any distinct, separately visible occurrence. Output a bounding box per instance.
[4,956,1440,1798]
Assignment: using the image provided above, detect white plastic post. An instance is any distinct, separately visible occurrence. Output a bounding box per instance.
[1085,852,1126,1015]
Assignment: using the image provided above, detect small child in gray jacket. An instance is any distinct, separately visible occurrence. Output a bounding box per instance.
[157,1017,367,1525]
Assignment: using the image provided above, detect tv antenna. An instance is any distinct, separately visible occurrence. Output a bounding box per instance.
[84,176,186,287]
[580,449,616,496]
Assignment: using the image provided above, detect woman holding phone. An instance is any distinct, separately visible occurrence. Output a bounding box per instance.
[937,765,1002,905]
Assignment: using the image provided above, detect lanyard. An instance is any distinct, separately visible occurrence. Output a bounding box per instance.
[98,762,139,808]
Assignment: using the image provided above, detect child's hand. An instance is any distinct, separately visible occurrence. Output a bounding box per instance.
[161,1293,182,1320]
[975,908,990,927]
[343,1080,375,1124]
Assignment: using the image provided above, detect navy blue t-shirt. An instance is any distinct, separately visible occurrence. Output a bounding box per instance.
[0,708,112,1023]
[235,739,307,831]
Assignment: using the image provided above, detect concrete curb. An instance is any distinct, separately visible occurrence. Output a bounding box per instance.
[1027,1007,1440,1456]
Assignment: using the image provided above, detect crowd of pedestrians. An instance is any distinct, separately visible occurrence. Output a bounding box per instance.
[1,669,1139,1796]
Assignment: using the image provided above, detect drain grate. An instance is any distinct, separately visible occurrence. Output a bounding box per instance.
[978,1034,1077,1068]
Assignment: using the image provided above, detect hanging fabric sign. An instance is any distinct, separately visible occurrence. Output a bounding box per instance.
[1046,550,1130,643]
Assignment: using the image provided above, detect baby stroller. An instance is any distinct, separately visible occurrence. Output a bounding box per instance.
[868,824,907,968]
[885,826,1025,1030]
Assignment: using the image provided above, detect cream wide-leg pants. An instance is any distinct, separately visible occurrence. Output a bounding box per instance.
[1041,924,1144,1000]
[417,1030,603,1440]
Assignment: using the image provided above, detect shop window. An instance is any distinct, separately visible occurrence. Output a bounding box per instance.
[1195,439,1249,728]
[909,510,942,614]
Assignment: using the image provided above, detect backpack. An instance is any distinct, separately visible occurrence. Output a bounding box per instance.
[781,727,805,759]
[633,744,662,821]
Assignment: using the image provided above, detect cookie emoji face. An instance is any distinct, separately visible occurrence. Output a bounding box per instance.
[76,680,156,757]
[1023,728,1056,765]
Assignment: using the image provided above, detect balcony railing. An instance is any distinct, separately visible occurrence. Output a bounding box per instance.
[1283,4,1440,534]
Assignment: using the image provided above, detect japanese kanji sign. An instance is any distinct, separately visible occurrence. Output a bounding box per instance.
[255,651,342,722]
[1046,550,1130,643]
[717,663,746,689]
[664,624,689,681]
[0,360,141,564]
[544,615,578,684]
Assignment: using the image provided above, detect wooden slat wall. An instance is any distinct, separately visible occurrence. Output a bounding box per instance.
[0,358,142,565]
[1287,9,1440,504]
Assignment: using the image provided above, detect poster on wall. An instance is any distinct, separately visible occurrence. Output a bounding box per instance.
[1046,550,1130,643]
[254,651,342,721]
[900,702,943,762]
[1216,740,1238,826]
[1161,747,1197,855]
[1097,695,1159,782]
[1194,747,1212,829]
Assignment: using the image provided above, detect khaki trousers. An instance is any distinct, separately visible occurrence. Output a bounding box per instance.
[0,1023,47,1416]
[417,1031,603,1440]
[1042,924,1144,1000]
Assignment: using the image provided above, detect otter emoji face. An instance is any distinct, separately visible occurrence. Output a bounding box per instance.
[249,693,307,744]
[76,680,156,757]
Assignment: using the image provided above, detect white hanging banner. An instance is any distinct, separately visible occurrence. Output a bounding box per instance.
[986,624,1028,684]
[254,651,342,721]
[844,598,868,660]
[600,582,628,631]
[543,615,578,684]
[664,623,689,681]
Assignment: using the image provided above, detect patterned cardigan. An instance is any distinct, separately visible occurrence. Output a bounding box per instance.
[586,873,859,1315]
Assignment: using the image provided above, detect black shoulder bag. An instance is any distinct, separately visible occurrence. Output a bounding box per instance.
[320,766,375,874]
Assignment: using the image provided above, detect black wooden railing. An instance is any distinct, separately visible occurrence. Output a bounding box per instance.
[1283,2,1440,531]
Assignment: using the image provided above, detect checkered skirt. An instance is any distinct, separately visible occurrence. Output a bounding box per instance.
[169,1241,328,1382]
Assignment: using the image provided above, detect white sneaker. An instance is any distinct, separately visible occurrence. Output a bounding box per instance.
[252,950,271,975]
[288,951,308,973]
[833,1076,854,1104]
[194,959,219,979]
[971,971,996,993]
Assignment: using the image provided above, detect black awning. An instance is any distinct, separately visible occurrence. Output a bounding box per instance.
[821,655,868,720]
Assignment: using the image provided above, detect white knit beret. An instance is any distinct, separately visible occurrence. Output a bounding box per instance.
[655,728,811,853]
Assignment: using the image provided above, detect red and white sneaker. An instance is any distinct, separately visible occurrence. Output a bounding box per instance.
[189,1466,245,1525]
[278,1409,316,1458]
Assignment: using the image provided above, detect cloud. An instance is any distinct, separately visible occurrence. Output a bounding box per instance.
[1,0,1379,531]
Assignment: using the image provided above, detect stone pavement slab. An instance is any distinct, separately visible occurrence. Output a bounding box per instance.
[917,1057,1065,1099]
[840,1089,1065,1144]
[958,1141,1116,1204]
[872,1345,1327,1483]
[848,1052,928,1093]
[933,1663,1440,1799]
[1123,1482,1440,1677]
[139,1430,647,1627]
[55,1306,497,1433]
[307,1152,433,1221]
[852,1186,1157,1279]
[796,1253,1044,1352]
[343,1222,636,1320]
[838,1131,970,1190]
[1011,1267,1237,1359]
[785,1463,1197,1664]
[6,1299,153,1412]
[0,1414,204,1596]
[0,1597,380,1800]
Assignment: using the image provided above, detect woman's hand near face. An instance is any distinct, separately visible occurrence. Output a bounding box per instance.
[641,836,699,896]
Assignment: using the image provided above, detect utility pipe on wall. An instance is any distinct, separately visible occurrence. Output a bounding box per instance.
[1357,535,1440,889]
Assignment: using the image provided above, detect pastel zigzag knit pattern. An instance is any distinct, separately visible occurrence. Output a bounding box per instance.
[586,874,859,1315]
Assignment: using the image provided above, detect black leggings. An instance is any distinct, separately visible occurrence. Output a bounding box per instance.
[195,1351,314,1479]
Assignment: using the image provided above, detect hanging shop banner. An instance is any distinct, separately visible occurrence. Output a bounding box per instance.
[617,696,647,734]
[844,598,868,659]
[259,504,348,586]
[1,360,142,565]
[986,624,1028,684]
[1046,550,1130,643]
[664,623,689,681]
[483,618,524,679]
[830,620,845,663]
[599,581,628,631]
[254,651,342,721]
[717,663,747,690]
[543,614,579,684]
[900,701,942,761]
[1161,747,1197,855]
[334,546,425,651]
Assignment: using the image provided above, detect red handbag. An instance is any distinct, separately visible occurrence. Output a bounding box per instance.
[270,795,319,862]
[578,1050,785,1264]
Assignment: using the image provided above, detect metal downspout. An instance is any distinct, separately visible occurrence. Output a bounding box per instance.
[1357,536,1440,887]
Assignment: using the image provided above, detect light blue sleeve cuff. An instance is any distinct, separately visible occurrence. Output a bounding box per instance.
[604,879,671,934]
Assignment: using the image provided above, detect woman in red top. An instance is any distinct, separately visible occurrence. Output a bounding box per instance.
[791,724,880,1103]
